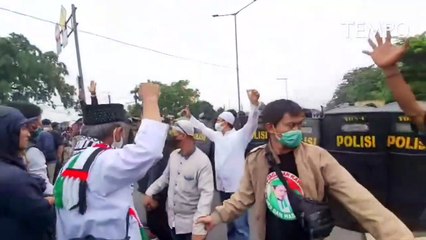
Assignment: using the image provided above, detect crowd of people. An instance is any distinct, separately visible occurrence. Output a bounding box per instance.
[0,31,425,240]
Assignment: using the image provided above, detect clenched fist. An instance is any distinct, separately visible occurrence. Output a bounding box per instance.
[247,89,260,106]
[139,83,161,101]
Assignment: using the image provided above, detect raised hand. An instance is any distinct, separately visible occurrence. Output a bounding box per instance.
[88,81,97,95]
[139,83,161,101]
[247,89,260,106]
[362,30,409,69]
[180,105,192,119]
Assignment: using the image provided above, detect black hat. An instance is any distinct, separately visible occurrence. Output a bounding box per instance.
[83,104,127,125]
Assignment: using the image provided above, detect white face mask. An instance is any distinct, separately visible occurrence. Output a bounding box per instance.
[215,123,224,132]
[112,128,124,149]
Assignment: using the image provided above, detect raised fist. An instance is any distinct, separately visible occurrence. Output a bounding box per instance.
[247,89,260,106]
[139,83,161,101]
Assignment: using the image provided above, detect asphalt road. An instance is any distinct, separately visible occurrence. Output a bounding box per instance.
[133,190,373,240]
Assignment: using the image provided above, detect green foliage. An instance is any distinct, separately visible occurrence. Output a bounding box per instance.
[127,103,142,118]
[328,33,426,108]
[0,33,75,108]
[128,80,217,119]
[327,66,390,109]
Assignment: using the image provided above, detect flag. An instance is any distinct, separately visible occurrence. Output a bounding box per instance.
[55,24,62,55]
[59,6,67,30]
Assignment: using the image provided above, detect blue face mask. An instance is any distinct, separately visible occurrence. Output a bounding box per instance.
[278,130,303,149]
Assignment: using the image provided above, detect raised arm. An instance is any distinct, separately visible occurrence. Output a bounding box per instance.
[88,80,99,105]
[91,83,168,195]
[364,30,425,131]
[183,106,219,141]
[238,90,261,144]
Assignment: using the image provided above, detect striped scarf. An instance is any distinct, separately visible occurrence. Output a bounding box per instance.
[72,136,102,155]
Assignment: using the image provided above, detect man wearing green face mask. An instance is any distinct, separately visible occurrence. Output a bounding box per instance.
[197,99,413,240]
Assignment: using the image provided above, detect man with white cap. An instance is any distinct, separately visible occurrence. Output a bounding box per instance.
[144,119,214,240]
[182,90,260,240]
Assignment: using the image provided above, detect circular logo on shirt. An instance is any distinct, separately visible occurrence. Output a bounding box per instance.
[265,171,303,221]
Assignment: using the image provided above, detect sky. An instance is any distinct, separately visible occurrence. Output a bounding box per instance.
[0,0,425,121]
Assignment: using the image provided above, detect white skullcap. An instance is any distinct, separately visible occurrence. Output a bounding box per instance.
[218,112,235,125]
[172,119,195,136]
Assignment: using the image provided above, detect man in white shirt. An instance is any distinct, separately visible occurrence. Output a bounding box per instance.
[182,90,260,240]
[144,120,214,240]
[54,83,168,240]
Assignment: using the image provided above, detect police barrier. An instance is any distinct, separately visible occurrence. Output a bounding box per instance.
[302,118,321,146]
[382,102,426,230]
[321,106,391,232]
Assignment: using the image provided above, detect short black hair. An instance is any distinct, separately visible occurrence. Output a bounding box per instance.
[227,109,237,118]
[5,102,42,118]
[262,99,303,126]
[52,122,59,129]
[42,119,51,126]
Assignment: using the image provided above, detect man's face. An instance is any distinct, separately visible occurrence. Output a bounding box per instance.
[19,126,31,150]
[28,116,42,134]
[274,185,287,201]
[266,113,305,142]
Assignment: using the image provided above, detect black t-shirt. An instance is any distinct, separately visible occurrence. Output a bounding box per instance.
[265,152,308,240]
[51,130,64,150]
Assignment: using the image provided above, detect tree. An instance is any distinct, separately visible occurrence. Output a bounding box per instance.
[327,66,390,109]
[128,80,202,117]
[399,33,426,100]
[127,103,142,118]
[0,33,75,108]
[190,100,216,120]
[327,32,426,109]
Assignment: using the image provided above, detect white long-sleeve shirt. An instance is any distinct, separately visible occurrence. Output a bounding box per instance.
[56,119,168,240]
[26,147,54,195]
[146,147,214,235]
[190,105,260,193]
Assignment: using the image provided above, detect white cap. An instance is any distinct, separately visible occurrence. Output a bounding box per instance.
[172,119,195,136]
[218,112,235,125]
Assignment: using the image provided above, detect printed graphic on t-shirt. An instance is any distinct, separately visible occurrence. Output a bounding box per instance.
[265,171,303,221]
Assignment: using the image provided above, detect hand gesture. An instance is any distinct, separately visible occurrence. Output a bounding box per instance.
[88,81,97,95]
[247,89,260,106]
[45,196,55,206]
[181,105,192,119]
[362,30,409,69]
[192,235,206,240]
[143,195,159,211]
[139,83,161,101]
[197,216,216,232]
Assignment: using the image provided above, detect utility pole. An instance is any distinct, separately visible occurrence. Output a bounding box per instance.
[56,4,86,102]
[71,4,85,102]
[213,0,258,113]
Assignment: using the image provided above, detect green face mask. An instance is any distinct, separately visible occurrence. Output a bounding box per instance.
[278,130,303,149]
